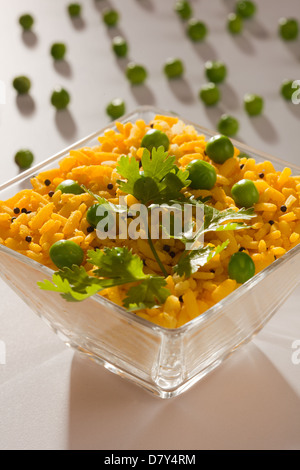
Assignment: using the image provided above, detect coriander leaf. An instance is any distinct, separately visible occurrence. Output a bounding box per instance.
[123,276,170,310]
[116,147,190,205]
[88,246,147,282]
[37,266,105,302]
[116,155,141,198]
[173,240,229,278]
[142,146,175,181]
[203,206,256,234]
[181,205,256,248]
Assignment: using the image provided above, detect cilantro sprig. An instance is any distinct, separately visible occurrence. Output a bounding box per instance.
[38,247,170,310]
[117,146,191,205]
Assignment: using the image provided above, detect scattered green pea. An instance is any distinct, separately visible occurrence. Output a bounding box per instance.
[205,135,235,164]
[49,240,84,270]
[14,149,34,170]
[174,0,193,20]
[68,3,81,17]
[228,251,255,284]
[278,18,299,41]
[217,114,239,137]
[106,98,126,120]
[205,60,227,84]
[12,76,31,95]
[231,178,259,207]
[56,180,85,195]
[187,159,217,190]
[164,58,184,79]
[112,36,128,57]
[126,62,147,85]
[187,19,208,41]
[19,14,34,31]
[199,82,221,106]
[102,9,119,27]
[227,13,243,34]
[141,129,170,152]
[235,1,256,19]
[51,87,70,110]
[280,79,299,101]
[244,93,264,116]
[50,43,67,61]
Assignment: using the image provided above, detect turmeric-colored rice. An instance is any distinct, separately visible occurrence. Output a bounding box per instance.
[1,114,300,328]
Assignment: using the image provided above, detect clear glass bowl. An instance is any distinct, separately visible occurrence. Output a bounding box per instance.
[1,106,299,399]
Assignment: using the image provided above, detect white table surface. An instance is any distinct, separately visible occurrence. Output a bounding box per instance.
[0,0,300,450]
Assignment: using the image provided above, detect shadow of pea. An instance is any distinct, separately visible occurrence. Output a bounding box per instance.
[21,30,38,48]
[168,77,195,104]
[53,60,73,79]
[55,109,77,140]
[16,94,36,117]
[130,83,156,106]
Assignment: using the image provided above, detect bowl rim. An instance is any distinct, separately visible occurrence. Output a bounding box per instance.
[1,104,300,335]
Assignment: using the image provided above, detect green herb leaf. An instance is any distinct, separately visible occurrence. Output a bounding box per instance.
[117,146,190,205]
[178,205,256,248]
[173,240,229,278]
[88,246,147,282]
[37,266,105,302]
[38,247,170,308]
[124,276,170,310]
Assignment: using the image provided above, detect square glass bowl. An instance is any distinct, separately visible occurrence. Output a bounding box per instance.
[1,106,300,399]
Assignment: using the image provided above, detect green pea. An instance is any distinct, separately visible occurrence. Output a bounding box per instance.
[126,63,147,85]
[227,13,243,34]
[217,114,239,137]
[106,98,126,120]
[51,87,70,110]
[86,203,113,232]
[49,240,84,270]
[112,36,128,57]
[205,60,227,84]
[14,149,34,170]
[19,14,34,31]
[68,3,81,17]
[164,58,184,79]
[174,0,193,20]
[228,251,255,284]
[278,18,299,41]
[236,1,256,19]
[102,9,119,27]
[141,129,170,152]
[12,76,31,95]
[187,19,208,41]
[199,82,221,106]
[231,179,259,207]
[50,43,67,61]
[187,159,217,190]
[280,79,296,101]
[244,93,264,116]
[205,135,234,164]
[56,180,85,195]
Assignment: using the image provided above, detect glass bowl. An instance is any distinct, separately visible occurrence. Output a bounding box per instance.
[0,106,299,399]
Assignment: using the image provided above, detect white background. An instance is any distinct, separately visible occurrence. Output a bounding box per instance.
[0,0,300,450]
